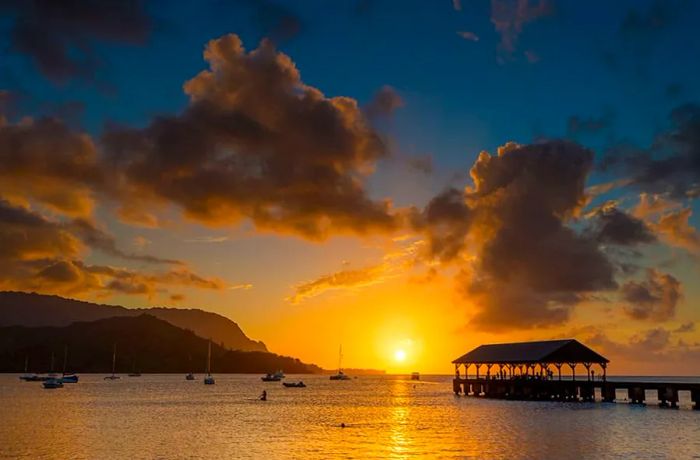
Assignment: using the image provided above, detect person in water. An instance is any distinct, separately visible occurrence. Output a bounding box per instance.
[260,390,267,401]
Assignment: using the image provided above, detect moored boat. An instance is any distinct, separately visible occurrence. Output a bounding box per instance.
[329,346,351,380]
[186,373,195,380]
[204,340,215,385]
[261,370,285,382]
[43,378,64,389]
[282,381,306,388]
[104,343,120,380]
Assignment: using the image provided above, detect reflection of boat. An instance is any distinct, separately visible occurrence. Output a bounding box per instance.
[204,340,215,385]
[43,378,64,389]
[411,372,420,381]
[329,346,351,380]
[186,373,195,380]
[283,381,306,388]
[104,344,120,380]
[261,370,285,382]
[61,346,79,383]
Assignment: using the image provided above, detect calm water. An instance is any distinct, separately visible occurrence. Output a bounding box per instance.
[1,374,699,459]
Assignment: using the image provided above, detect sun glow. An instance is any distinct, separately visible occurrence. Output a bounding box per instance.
[394,349,407,362]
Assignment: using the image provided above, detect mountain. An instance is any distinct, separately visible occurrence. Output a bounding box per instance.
[0,314,322,373]
[0,291,266,352]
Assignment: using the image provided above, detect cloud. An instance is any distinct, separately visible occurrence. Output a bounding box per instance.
[632,194,700,255]
[103,34,398,240]
[415,141,618,331]
[0,199,222,298]
[0,0,152,82]
[456,31,480,42]
[229,283,253,290]
[365,85,404,118]
[287,264,386,304]
[590,204,656,246]
[566,110,614,139]
[229,0,302,42]
[622,269,682,321]
[0,116,102,218]
[602,103,700,198]
[674,321,695,333]
[490,0,552,60]
[405,154,434,175]
[184,236,230,243]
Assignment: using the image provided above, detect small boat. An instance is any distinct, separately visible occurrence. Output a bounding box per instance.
[261,370,285,382]
[128,359,141,377]
[19,356,38,381]
[61,346,79,383]
[329,346,351,380]
[411,372,420,381]
[283,381,306,388]
[186,373,196,380]
[104,343,120,380]
[203,340,215,385]
[43,377,64,389]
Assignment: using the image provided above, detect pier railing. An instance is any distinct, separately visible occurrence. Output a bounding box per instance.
[452,377,700,409]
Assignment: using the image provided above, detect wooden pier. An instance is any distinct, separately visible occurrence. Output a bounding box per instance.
[452,339,700,409]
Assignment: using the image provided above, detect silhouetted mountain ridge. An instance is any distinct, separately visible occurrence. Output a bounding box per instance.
[0,314,322,373]
[0,291,266,352]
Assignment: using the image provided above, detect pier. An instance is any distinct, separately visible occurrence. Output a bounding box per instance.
[452,339,700,409]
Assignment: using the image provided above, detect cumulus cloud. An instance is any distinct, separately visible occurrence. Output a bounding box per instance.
[632,194,700,255]
[103,34,398,240]
[0,116,102,218]
[0,0,152,82]
[0,200,222,298]
[622,269,682,321]
[590,204,656,246]
[415,141,617,331]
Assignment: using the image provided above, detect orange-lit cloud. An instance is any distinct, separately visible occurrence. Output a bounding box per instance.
[103,34,398,240]
[621,269,682,321]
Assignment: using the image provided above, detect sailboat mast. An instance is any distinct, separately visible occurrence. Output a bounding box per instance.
[63,345,68,375]
[50,351,55,373]
[24,355,28,373]
[206,340,212,375]
[338,345,343,372]
[112,343,117,375]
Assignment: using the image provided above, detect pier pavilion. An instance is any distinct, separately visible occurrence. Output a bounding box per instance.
[452,339,700,408]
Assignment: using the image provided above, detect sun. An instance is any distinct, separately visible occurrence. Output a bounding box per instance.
[394,349,407,362]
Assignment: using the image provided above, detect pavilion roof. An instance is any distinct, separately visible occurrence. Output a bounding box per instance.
[452,339,608,365]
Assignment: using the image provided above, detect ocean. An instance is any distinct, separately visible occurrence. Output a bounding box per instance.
[1,374,699,459]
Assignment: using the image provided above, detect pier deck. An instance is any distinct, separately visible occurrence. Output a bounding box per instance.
[452,377,700,409]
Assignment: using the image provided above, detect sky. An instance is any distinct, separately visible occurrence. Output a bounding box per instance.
[1,0,699,374]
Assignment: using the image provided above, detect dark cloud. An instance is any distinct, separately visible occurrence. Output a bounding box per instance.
[0,0,152,82]
[0,116,102,217]
[0,200,221,298]
[365,85,404,119]
[591,205,656,246]
[622,269,682,321]
[490,0,553,61]
[405,154,434,175]
[674,321,695,333]
[415,141,617,331]
[566,110,614,139]
[103,34,398,240]
[602,103,700,198]
[412,188,471,262]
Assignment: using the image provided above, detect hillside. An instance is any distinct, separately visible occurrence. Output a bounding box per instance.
[0,291,266,352]
[0,315,321,374]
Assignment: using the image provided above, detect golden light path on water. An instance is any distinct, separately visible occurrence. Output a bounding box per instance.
[1,374,699,459]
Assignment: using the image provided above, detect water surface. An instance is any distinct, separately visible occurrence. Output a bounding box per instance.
[1,374,699,459]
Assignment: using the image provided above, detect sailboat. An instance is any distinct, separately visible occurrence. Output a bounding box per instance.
[203,340,215,385]
[19,355,38,381]
[61,345,79,383]
[329,345,351,380]
[42,352,63,388]
[186,353,195,380]
[104,343,120,380]
[128,358,141,377]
